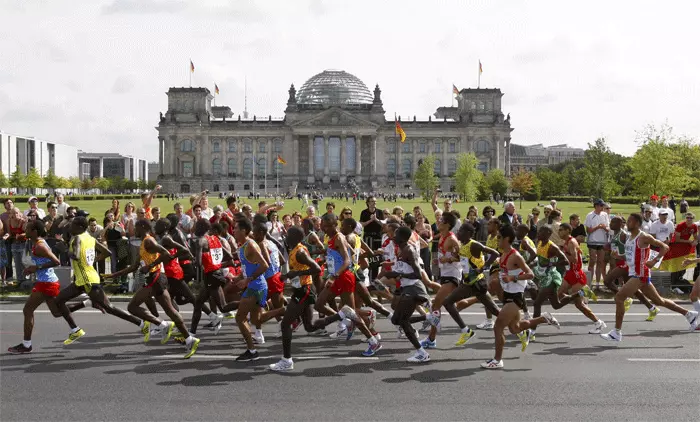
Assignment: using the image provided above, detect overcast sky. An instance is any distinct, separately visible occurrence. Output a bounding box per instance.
[1,0,698,161]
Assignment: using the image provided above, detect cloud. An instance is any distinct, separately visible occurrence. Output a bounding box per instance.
[2,108,50,123]
[111,75,135,94]
[102,0,186,15]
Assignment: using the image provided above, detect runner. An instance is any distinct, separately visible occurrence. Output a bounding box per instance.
[419,211,462,349]
[252,221,286,344]
[269,226,322,371]
[477,217,503,330]
[7,220,89,354]
[104,219,200,358]
[681,255,700,328]
[513,224,541,318]
[481,225,559,369]
[441,222,501,346]
[603,216,658,320]
[600,213,699,342]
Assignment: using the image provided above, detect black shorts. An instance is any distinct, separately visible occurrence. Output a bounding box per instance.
[291,285,316,305]
[587,244,604,250]
[489,265,500,275]
[463,276,489,296]
[145,272,168,296]
[440,276,460,286]
[503,291,525,308]
[181,262,196,282]
[204,269,226,289]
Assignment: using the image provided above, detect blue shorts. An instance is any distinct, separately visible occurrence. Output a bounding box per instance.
[242,286,268,307]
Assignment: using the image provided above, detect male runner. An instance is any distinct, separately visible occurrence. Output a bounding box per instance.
[600,213,699,341]
[252,221,286,344]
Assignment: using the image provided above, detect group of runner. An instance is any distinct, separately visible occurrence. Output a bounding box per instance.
[6,197,700,371]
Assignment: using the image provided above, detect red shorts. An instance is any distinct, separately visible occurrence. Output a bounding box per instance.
[330,270,356,296]
[32,281,61,298]
[615,259,628,270]
[266,272,284,294]
[564,269,587,286]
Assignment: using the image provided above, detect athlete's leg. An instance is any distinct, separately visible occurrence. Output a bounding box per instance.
[355,282,391,317]
[443,283,472,329]
[154,289,189,337]
[391,295,423,349]
[54,284,85,329]
[311,288,342,329]
[145,296,160,318]
[427,282,456,341]
[493,303,519,361]
[603,266,625,293]
[21,292,46,342]
[236,297,258,350]
[280,299,308,359]
[640,283,692,315]
[613,278,642,329]
[127,286,163,325]
[339,291,373,338]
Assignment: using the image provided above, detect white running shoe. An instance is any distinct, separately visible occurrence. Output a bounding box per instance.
[600,329,622,342]
[396,326,405,338]
[329,323,348,339]
[480,359,503,369]
[406,350,430,363]
[685,311,699,331]
[476,319,494,330]
[269,358,294,372]
[542,312,560,329]
[426,313,441,332]
[212,314,224,336]
[253,332,265,344]
[589,320,607,334]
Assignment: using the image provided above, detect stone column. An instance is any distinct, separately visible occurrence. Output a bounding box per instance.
[222,140,228,177]
[495,136,500,172]
[411,139,417,176]
[505,138,511,176]
[267,138,272,179]
[169,135,177,176]
[340,137,346,176]
[293,136,299,175]
[308,136,314,176]
[355,136,362,175]
[158,137,164,175]
[99,157,104,178]
[324,137,329,177]
[396,138,402,179]
[237,139,243,176]
[441,139,447,175]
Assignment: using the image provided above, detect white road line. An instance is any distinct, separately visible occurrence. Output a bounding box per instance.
[627,358,700,362]
[150,354,378,361]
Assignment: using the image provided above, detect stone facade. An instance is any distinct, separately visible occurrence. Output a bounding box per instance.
[156,70,513,193]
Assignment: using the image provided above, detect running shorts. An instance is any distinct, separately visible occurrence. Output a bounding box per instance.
[204,269,227,289]
[32,281,61,297]
[145,272,168,296]
[587,244,604,251]
[266,272,284,295]
[463,276,489,296]
[615,259,628,270]
[503,291,525,308]
[330,270,356,296]
[181,262,196,282]
[439,276,460,286]
[400,283,430,304]
[242,286,268,307]
[564,269,587,286]
[291,284,316,305]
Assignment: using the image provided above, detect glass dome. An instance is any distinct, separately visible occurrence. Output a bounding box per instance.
[296,70,373,105]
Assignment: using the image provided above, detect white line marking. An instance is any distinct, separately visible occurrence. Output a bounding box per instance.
[627,358,700,362]
[150,354,378,361]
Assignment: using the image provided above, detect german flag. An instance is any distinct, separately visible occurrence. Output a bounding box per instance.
[395,119,406,143]
[659,225,697,273]
[215,84,219,95]
[190,59,195,73]
[452,84,460,95]
[277,155,286,165]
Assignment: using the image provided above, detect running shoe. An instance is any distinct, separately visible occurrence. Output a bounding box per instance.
[269,358,294,372]
[236,349,260,362]
[396,326,405,338]
[476,319,494,330]
[291,318,302,333]
[686,311,699,331]
[517,330,530,352]
[64,329,86,345]
[309,329,328,336]
[426,312,441,332]
[600,329,622,342]
[8,343,32,354]
[141,320,151,336]
[361,341,382,357]
[419,337,437,349]
[406,350,430,363]
[184,337,200,359]
[480,359,504,369]
[224,311,236,319]
[523,311,531,320]
[455,329,475,346]
[212,314,224,336]
[645,307,660,322]
[173,336,186,345]
[253,332,266,344]
[530,329,537,342]
[329,323,348,339]
[160,321,175,344]
[542,311,560,328]
[345,320,356,341]
[583,285,598,302]
[588,320,607,334]
[623,297,633,312]
[367,310,377,330]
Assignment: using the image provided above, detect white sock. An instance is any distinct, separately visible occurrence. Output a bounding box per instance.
[71,326,81,333]
[461,326,471,333]
[486,317,493,321]
[139,320,145,329]
[248,349,257,354]
[255,329,263,337]
[23,340,31,348]
[693,301,700,313]
[337,310,346,320]
[368,335,378,345]
[417,347,427,355]
[185,335,194,345]
[159,321,169,328]
[613,328,621,335]
[387,312,394,322]
[283,357,292,363]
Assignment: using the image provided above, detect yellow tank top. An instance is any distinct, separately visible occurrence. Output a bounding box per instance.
[459,239,485,282]
[71,232,100,287]
[486,234,502,253]
[289,243,312,287]
[139,235,162,274]
[537,240,553,259]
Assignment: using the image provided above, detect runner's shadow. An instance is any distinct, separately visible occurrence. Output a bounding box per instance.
[630,330,691,339]
[533,344,681,357]
[382,363,531,383]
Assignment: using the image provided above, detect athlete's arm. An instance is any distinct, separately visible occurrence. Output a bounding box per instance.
[333,233,352,276]
[244,241,269,282]
[509,253,534,281]
[431,189,439,213]
[522,241,537,265]
[257,240,272,266]
[283,249,321,280]
[640,232,670,266]
[68,235,80,261]
[477,243,500,270]
[440,236,460,263]
[23,240,60,275]
[94,240,111,262]
[550,243,571,268]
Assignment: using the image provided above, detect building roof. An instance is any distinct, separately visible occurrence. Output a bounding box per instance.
[296,70,373,105]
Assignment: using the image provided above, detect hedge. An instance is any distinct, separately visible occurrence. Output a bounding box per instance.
[0,194,169,203]
[546,196,700,206]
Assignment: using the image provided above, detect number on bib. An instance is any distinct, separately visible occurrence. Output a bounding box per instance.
[211,248,223,265]
[85,248,96,266]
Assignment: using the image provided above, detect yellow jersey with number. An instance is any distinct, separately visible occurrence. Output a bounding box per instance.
[71,232,100,287]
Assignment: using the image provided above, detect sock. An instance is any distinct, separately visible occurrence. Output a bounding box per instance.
[368,336,378,345]
[185,335,194,345]
[486,317,493,321]
[337,310,346,320]
[613,328,621,335]
[71,326,81,333]
[283,357,292,363]
[23,340,31,348]
[461,326,471,334]
[255,329,263,338]
[417,347,427,355]
[139,320,145,329]
[693,301,700,312]
[649,305,657,312]
[248,349,257,354]
[159,321,169,328]
[387,312,394,322]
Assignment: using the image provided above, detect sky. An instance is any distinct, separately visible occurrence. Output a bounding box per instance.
[1,0,698,161]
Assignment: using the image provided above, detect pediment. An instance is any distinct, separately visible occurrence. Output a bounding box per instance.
[289,107,379,128]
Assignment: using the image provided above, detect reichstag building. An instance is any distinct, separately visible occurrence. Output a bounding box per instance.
[156,70,513,193]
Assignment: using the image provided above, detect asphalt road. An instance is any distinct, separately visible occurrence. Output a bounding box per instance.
[1,301,699,421]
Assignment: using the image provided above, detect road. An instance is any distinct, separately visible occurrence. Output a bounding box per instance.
[1,301,699,421]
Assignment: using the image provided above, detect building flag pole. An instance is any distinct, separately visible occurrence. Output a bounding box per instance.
[394,112,398,189]
[252,152,256,198]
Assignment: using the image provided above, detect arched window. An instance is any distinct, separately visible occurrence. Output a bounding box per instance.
[419,142,426,153]
[212,158,222,175]
[180,139,194,152]
[387,159,396,176]
[478,162,489,173]
[258,139,267,153]
[448,159,457,176]
[212,140,221,152]
[476,140,490,153]
[213,184,219,192]
[273,138,283,153]
[387,139,396,153]
[243,158,253,178]
[314,136,325,171]
[243,138,252,153]
[329,137,340,176]
[449,142,456,153]
[434,141,441,153]
[227,158,237,177]
[402,159,412,177]
[402,142,411,153]
[180,184,190,193]
[227,138,237,152]
[345,137,356,173]
[434,159,442,176]
[257,157,266,176]
[273,160,282,175]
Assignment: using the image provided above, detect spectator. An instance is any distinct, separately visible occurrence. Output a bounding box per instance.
[648,195,660,221]
[55,193,69,217]
[140,185,161,220]
[102,212,126,275]
[108,199,121,222]
[641,205,654,233]
[585,198,610,288]
[0,218,5,286]
[650,210,675,243]
[476,206,494,242]
[173,202,192,233]
[569,213,586,244]
[527,207,540,240]
[24,196,46,219]
[7,207,27,284]
[498,201,522,227]
[150,207,161,223]
[659,195,676,223]
[87,217,104,240]
[679,198,689,214]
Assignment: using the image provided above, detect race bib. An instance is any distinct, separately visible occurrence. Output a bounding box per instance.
[460,257,472,273]
[85,248,96,266]
[326,258,336,275]
[290,276,301,288]
[211,247,223,265]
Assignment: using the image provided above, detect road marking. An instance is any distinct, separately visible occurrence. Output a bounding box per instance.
[150,354,379,361]
[627,358,700,362]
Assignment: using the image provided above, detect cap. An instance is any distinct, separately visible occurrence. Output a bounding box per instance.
[661,195,668,200]
[659,209,668,215]
[28,196,38,202]
[76,210,90,217]
[603,203,611,208]
[593,198,605,206]
[643,205,653,212]
[650,194,659,201]
[544,205,553,211]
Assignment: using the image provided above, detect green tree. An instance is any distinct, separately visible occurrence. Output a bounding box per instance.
[9,166,26,191]
[0,170,8,189]
[453,153,482,202]
[485,169,508,198]
[57,177,70,189]
[629,138,690,197]
[110,176,126,192]
[413,155,439,201]
[583,137,618,199]
[124,180,138,191]
[68,176,82,190]
[25,167,44,193]
[536,168,569,198]
[510,168,535,208]
[95,178,111,192]
[43,168,61,192]
[146,180,157,190]
[81,178,94,191]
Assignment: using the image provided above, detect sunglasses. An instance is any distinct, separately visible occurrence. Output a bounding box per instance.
[49,206,57,209]
[343,212,352,215]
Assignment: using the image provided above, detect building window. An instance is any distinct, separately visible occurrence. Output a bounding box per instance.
[181,139,194,152]
[257,157,266,176]
[449,142,456,153]
[227,138,237,152]
[434,141,441,153]
[212,140,221,152]
[213,184,219,192]
[402,159,412,177]
[243,158,252,178]
[227,158,237,177]
[243,139,252,153]
[434,159,441,176]
[273,138,283,153]
[212,158,222,175]
[402,142,411,153]
[81,163,91,180]
[314,136,325,171]
[182,162,193,178]
[180,184,190,193]
[387,139,396,153]
[419,142,426,153]
[228,184,235,190]
[478,162,489,173]
[345,137,356,173]
[448,159,457,176]
[274,160,282,175]
[329,137,340,176]
[387,159,396,176]
[258,139,267,153]
[243,184,250,190]
[476,140,490,153]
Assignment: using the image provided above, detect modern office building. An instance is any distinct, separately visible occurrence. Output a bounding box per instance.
[77,151,148,182]
[509,143,585,173]
[0,131,78,178]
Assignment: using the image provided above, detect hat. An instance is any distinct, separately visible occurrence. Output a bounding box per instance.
[544,205,553,211]
[76,210,90,217]
[650,194,659,201]
[643,205,653,212]
[593,198,605,206]
[659,209,668,215]
[28,196,38,202]
[661,195,668,200]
